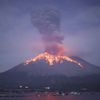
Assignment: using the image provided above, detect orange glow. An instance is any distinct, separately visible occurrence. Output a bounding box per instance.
[25,52,83,68]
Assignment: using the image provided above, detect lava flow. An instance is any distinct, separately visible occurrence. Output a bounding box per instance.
[25,52,83,68]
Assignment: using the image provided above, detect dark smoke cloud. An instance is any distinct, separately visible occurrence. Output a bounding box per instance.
[32,8,64,55]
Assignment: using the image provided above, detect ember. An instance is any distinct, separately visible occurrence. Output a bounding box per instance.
[25,52,83,68]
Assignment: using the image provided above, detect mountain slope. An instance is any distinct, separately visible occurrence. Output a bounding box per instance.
[3,57,100,76]
[0,56,100,90]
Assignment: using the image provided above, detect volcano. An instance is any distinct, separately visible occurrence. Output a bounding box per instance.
[0,52,100,91]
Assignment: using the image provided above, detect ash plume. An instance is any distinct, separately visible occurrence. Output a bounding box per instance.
[32,8,64,55]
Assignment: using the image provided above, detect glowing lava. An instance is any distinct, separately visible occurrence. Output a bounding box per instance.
[25,52,83,68]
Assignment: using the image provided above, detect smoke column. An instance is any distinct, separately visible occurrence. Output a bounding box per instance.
[32,8,64,55]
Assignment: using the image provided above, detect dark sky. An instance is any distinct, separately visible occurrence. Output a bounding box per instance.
[0,0,100,72]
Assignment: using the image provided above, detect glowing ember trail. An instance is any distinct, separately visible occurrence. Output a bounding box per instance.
[25,52,83,68]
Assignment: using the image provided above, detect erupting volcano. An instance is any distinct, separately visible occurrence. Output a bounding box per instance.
[24,8,84,68]
[0,7,100,91]
[25,52,83,68]
[25,8,83,68]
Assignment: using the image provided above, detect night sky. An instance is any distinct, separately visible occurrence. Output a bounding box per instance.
[0,0,100,72]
